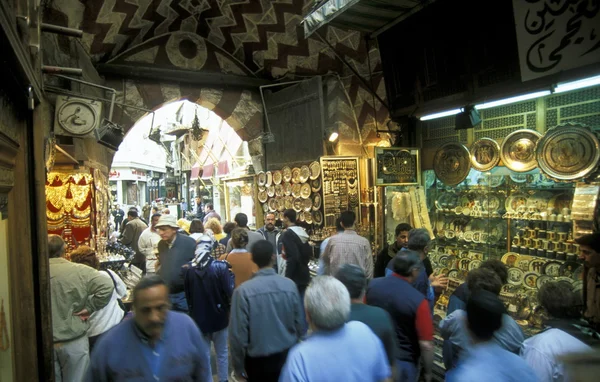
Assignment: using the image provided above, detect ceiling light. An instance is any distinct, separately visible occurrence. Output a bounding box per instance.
[419,108,463,121]
[328,131,339,142]
[554,74,600,93]
[475,91,551,110]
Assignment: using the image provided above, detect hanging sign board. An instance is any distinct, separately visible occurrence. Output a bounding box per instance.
[375,148,420,186]
[512,0,600,82]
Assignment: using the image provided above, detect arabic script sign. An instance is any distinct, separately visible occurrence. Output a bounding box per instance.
[512,0,600,81]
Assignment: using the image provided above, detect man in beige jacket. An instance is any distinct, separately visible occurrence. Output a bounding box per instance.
[49,235,114,381]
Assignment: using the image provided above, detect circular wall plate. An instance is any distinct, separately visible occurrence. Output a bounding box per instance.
[536,123,600,181]
[500,129,542,172]
[433,142,471,186]
[470,138,500,171]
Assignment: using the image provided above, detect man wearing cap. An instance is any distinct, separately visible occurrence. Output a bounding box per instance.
[155,214,197,312]
[366,250,434,382]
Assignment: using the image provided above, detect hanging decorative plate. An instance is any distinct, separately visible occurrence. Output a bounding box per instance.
[293,198,303,212]
[291,183,302,198]
[262,203,269,214]
[313,210,323,225]
[258,189,268,203]
[542,260,562,277]
[311,178,322,193]
[536,123,600,181]
[265,171,273,187]
[267,185,275,197]
[313,193,322,210]
[507,267,525,286]
[433,142,471,186]
[298,212,305,222]
[309,161,321,180]
[258,186,267,193]
[276,196,285,212]
[268,198,277,212]
[523,272,540,289]
[275,184,284,197]
[501,252,520,267]
[470,138,500,172]
[299,165,311,183]
[479,173,505,188]
[505,193,528,213]
[273,170,282,185]
[572,265,584,281]
[291,167,301,183]
[283,182,292,196]
[510,173,528,183]
[300,183,311,199]
[559,261,580,278]
[303,198,313,211]
[282,166,292,182]
[468,259,482,271]
[257,172,267,187]
[529,259,546,273]
[284,196,294,210]
[536,274,553,289]
[304,211,313,224]
[500,129,542,172]
[482,194,502,212]
[448,269,459,279]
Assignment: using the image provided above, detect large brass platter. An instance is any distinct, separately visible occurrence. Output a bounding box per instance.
[265,171,273,187]
[470,138,500,172]
[313,210,323,225]
[267,185,275,197]
[500,129,542,172]
[257,172,266,187]
[299,165,311,183]
[258,189,268,203]
[536,123,600,181]
[300,183,311,199]
[291,183,302,198]
[309,161,321,180]
[311,178,321,193]
[433,142,471,186]
[291,167,301,183]
[273,170,282,185]
[283,182,292,196]
[282,166,292,182]
[275,184,284,197]
[313,193,322,210]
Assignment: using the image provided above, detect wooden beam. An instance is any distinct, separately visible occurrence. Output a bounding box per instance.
[96,64,273,88]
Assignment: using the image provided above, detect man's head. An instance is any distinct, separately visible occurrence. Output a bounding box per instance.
[195,196,201,204]
[339,211,356,230]
[305,276,350,332]
[48,235,66,258]
[189,219,204,234]
[127,210,139,220]
[466,268,502,296]
[204,203,214,213]
[69,246,99,269]
[252,240,275,268]
[395,223,412,248]
[538,281,582,319]
[334,217,345,233]
[231,227,249,249]
[576,233,600,268]
[335,264,367,301]
[391,250,422,281]
[132,275,170,341]
[407,228,431,257]
[234,213,249,228]
[466,290,505,342]
[150,213,161,230]
[155,214,179,242]
[282,209,296,228]
[479,259,509,284]
[264,213,276,231]
[116,204,120,209]
[151,207,159,214]
[223,222,236,236]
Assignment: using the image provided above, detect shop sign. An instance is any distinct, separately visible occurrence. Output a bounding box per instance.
[109,170,120,179]
[375,148,420,186]
[512,0,600,81]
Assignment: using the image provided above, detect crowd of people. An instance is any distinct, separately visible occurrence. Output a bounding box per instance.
[49,204,600,382]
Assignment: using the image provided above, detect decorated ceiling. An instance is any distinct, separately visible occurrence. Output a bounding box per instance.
[44,0,390,144]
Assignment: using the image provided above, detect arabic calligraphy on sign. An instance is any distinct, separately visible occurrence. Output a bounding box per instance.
[375,148,421,185]
[512,0,600,81]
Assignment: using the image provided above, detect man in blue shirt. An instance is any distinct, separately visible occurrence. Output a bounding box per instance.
[440,267,524,370]
[446,290,537,382]
[280,276,392,382]
[86,275,211,381]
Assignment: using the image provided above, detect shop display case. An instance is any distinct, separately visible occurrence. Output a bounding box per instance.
[223,175,259,229]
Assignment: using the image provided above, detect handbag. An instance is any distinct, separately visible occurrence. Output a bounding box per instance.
[104,270,127,315]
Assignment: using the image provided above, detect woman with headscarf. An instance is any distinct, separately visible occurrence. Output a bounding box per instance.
[69,246,128,351]
[219,228,258,288]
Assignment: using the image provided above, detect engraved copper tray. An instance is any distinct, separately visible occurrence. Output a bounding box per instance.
[500,129,542,172]
[470,138,500,172]
[433,142,471,186]
[536,123,600,181]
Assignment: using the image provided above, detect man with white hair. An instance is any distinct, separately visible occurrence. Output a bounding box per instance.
[280,276,392,382]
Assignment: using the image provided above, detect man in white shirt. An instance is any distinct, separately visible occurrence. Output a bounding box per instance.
[138,213,162,274]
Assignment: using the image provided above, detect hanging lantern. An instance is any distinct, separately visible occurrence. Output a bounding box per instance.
[191,111,206,141]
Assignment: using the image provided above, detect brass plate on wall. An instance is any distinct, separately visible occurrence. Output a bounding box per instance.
[433,142,471,186]
[470,138,500,172]
[257,172,266,187]
[536,123,600,181]
[500,129,542,172]
[282,167,292,182]
[309,161,321,180]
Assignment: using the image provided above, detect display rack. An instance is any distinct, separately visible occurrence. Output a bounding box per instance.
[319,156,361,228]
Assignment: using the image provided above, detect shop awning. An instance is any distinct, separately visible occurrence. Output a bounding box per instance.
[190,162,201,181]
[201,164,214,179]
[302,0,434,38]
[217,160,230,177]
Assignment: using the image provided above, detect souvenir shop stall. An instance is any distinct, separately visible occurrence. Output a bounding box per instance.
[45,169,142,294]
